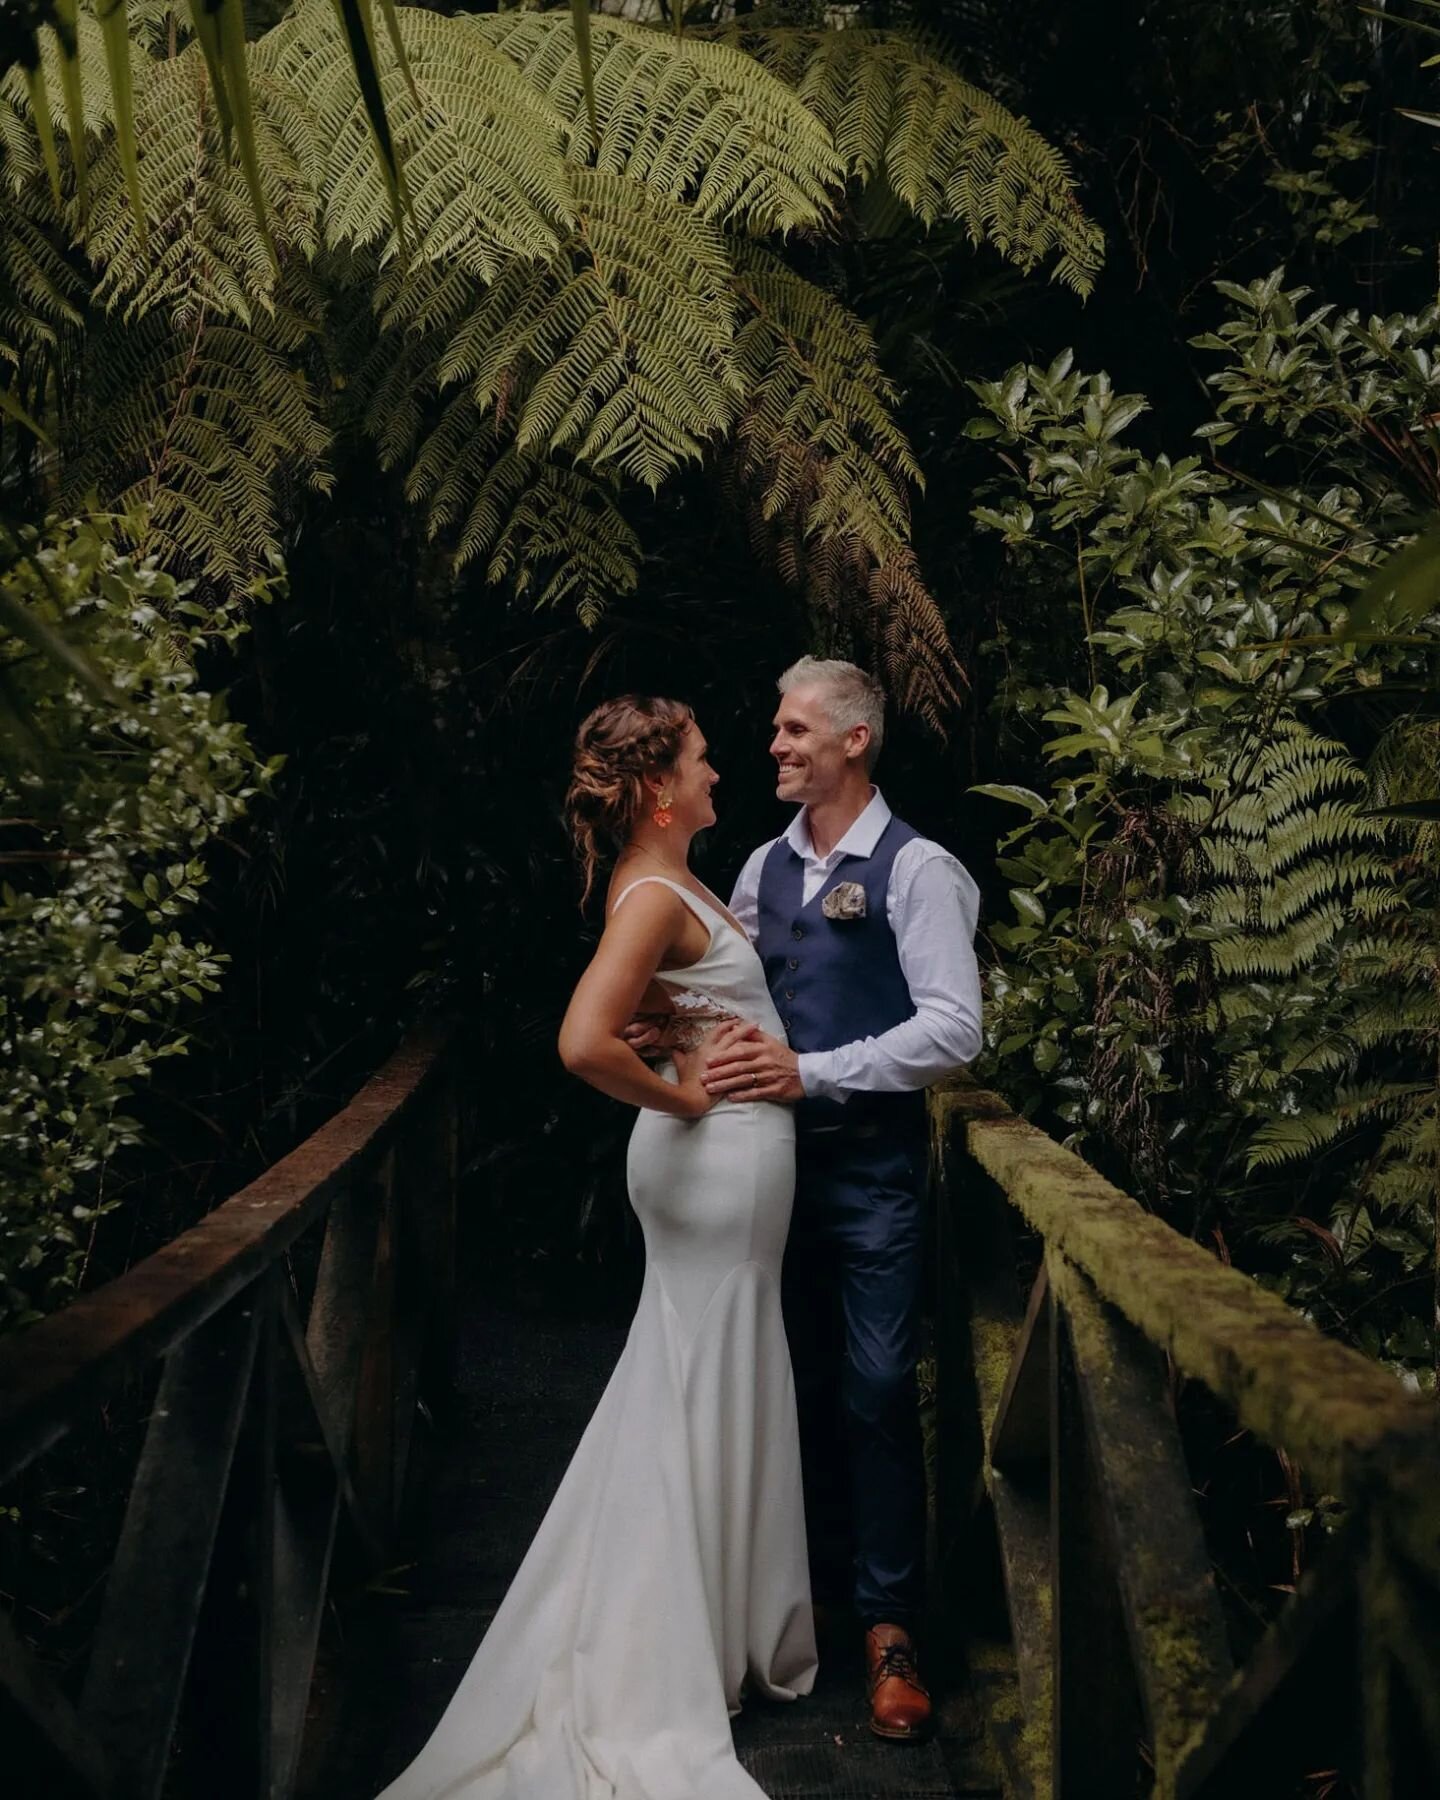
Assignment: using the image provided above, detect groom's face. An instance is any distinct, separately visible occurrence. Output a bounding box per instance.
[770,685,860,805]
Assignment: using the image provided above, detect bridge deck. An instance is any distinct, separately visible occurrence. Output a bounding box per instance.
[300,1254,1003,1799]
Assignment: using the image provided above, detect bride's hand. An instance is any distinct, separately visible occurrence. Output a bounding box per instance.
[670,1045,718,1118]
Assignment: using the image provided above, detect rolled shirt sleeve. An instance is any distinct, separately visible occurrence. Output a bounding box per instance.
[797,846,983,1104]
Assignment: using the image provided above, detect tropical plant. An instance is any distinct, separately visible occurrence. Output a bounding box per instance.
[0,513,277,1328]
[0,1,1103,723]
[967,271,1440,1384]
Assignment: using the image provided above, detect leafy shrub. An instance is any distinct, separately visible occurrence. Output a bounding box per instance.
[0,515,277,1328]
[968,273,1440,1383]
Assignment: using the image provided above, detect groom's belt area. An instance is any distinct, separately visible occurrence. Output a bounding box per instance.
[796,1090,927,1140]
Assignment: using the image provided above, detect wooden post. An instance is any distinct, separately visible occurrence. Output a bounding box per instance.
[354,1150,398,1539]
[80,1293,262,1799]
[1052,1258,1232,1788]
[1050,1283,1143,1797]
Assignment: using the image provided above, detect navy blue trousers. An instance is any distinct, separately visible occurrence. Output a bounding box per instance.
[781,1126,927,1628]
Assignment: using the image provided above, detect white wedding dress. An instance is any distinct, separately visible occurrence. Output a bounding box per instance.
[377,876,816,1800]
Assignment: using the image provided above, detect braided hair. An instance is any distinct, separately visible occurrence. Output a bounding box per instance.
[567,696,693,905]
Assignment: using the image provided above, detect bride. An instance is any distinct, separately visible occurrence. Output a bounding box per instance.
[376,695,816,1800]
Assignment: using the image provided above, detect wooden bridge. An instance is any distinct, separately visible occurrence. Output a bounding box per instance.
[2,1028,1439,1799]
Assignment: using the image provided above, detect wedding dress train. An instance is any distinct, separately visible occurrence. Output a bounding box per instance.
[377,877,816,1800]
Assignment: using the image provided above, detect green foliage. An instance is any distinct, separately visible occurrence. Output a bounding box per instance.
[407,166,742,489]
[476,11,842,235]
[967,278,1440,1382]
[81,40,318,325]
[259,2,571,276]
[717,24,1104,291]
[0,4,1100,689]
[65,297,333,581]
[0,513,277,1328]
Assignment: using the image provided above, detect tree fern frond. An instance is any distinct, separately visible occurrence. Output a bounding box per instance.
[383,168,742,493]
[1246,1111,1344,1168]
[472,11,841,234]
[1211,902,1353,978]
[66,291,330,582]
[718,25,1103,291]
[0,11,114,190]
[1206,854,1395,930]
[730,238,918,562]
[869,548,965,733]
[259,0,571,276]
[467,453,640,625]
[396,398,639,621]
[1246,1082,1432,1170]
[0,181,86,367]
[82,44,316,327]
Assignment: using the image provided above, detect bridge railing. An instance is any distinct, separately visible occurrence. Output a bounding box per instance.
[931,1080,1440,1800]
[0,1025,463,1800]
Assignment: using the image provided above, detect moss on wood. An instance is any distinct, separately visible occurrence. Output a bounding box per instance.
[930,1081,1440,1588]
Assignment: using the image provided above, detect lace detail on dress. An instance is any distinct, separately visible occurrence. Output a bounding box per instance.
[662,988,742,1052]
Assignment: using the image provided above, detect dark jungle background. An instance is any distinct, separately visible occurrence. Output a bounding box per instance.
[3,0,1438,1782]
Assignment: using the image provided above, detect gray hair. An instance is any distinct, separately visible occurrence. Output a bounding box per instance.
[777,656,885,765]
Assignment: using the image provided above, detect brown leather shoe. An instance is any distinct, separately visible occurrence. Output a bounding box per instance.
[864,1622,932,1740]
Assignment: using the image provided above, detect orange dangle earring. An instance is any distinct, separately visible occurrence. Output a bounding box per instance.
[653,788,675,829]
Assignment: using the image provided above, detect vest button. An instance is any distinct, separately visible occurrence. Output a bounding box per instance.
[784,987,795,1000]
[786,958,798,971]
[791,927,804,940]
[783,1016,793,1029]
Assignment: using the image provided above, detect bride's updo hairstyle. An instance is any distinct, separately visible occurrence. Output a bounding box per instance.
[568,695,694,905]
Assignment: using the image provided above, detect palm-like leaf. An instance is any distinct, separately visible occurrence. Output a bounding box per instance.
[82,42,317,325]
[259,1,571,276]
[731,239,919,562]
[721,25,1103,291]
[66,289,331,581]
[377,167,743,492]
[473,11,842,234]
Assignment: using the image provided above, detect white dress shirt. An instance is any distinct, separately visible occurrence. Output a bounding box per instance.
[729,789,983,1105]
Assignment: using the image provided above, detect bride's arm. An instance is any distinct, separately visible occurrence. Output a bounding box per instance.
[559,885,716,1120]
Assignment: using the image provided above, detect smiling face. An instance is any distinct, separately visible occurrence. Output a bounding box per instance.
[769,683,870,806]
[652,719,719,832]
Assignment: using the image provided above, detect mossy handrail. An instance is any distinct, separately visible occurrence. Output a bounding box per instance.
[931,1078,1440,1800]
[0,1024,465,1800]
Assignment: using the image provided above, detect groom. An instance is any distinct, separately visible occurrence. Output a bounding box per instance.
[702,657,982,1741]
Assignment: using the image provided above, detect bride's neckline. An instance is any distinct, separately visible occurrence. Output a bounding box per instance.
[609,866,750,948]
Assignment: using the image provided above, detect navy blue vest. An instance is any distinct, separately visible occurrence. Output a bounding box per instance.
[756,812,927,1135]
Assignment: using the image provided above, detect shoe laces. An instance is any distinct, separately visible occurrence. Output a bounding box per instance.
[875,1640,923,1688]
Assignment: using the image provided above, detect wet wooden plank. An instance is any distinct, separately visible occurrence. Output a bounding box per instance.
[990,1267,1049,1474]
[1050,1288,1142,1799]
[306,1181,381,1450]
[354,1153,399,1537]
[0,1030,450,1487]
[78,1294,262,1797]
[1051,1256,1232,1787]
[277,1278,383,1562]
[1175,1544,1356,1798]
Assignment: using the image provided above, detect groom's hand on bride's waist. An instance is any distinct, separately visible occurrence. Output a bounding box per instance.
[701,1026,804,1103]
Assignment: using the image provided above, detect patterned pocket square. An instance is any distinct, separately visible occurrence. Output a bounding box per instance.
[821,880,867,921]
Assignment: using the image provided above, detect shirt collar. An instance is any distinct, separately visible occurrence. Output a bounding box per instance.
[784,787,892,865]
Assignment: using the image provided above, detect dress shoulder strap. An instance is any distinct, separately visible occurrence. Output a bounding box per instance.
[611,876,718,933]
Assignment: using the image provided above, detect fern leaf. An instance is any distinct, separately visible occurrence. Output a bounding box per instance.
[719,25,1103,292]
[0,182,86,369]
[472,11,841,234]
[259,1,571,277]
[730,238,918,562]
[0,9,113,194]
[377,167,742,493]
[82,44,316,327]
[66,283,330,582]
